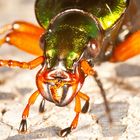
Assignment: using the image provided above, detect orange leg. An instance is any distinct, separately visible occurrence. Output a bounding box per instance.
[59,92,90,137]
[59,94,81,137]
[0,56,44,69]
[110,30,140,62]
[19,90,40,132]
[78,92,90,113]
[0,21,44,55]
[80,60,95,75]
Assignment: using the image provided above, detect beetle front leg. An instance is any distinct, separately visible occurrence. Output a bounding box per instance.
[0,56,44,69]
[19,90,40,132]
[59,95,81,137]
[78,92,90,113]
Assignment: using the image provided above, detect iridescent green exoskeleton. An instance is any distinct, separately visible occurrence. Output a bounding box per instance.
[35,0,128,29]
[35,0,129,69]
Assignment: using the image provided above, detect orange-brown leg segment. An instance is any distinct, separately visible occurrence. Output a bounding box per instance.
[0,56,44,69]
[110,30,140,62]
[0,21,44,55]
[19,90,40,132]
[59,95,81,137]
[78,92,90,113]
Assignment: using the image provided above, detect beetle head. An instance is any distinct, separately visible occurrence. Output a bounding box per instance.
[37,61,85,106]
[40,10,103,70]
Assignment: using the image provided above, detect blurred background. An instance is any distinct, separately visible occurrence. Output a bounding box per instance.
[0,0,35,24]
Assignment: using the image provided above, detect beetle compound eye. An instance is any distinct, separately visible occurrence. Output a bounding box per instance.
[40,34,46,50]
[87,39,100,58]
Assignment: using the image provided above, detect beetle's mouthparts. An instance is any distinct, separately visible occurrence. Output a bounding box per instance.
[47,69,72,81]
[41,69,80,106]
[37,65,84,106]
[49,80,66,103]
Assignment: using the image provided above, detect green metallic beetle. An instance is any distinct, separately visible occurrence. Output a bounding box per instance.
[1,0,139,137]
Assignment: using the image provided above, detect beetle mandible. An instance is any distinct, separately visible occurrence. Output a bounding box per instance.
[0,0,140,137]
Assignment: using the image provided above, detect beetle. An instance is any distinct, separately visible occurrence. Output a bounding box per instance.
[0,0,140,137]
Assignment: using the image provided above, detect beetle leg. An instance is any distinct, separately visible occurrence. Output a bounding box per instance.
[59,95,81,137]
[78,92,90,113]
[39,98,46,113]
[0,56,44,69]
[110,30,140,62]
[19,90,40,132]
[80,60,95,75]
[0,21,44,55]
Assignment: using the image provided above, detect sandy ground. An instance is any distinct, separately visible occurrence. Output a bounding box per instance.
[0,1,140,140]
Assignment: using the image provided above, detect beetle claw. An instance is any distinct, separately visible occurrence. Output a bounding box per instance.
[59,127,72,137]
[39,98,45,113]
[19,119,27,133]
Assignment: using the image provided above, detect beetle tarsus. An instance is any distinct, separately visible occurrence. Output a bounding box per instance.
[81,100,89,113]
[59,127,72,137]
[19,119,27,133]
[39,98,46,113]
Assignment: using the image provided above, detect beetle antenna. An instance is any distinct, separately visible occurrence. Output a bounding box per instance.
[93,72,112,124]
